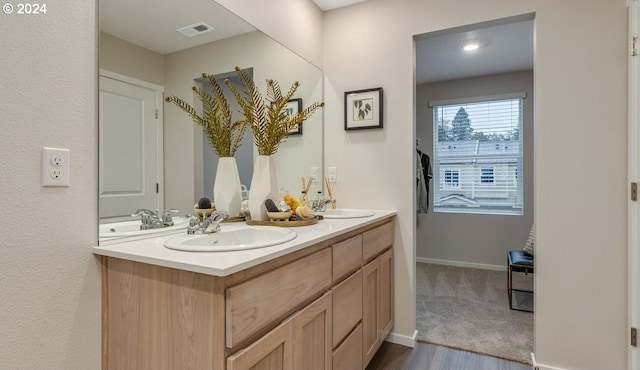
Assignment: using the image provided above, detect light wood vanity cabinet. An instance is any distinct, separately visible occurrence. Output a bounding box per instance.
[102,218,394,370]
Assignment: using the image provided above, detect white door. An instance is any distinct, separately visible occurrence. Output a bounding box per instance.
[99,74,163,219]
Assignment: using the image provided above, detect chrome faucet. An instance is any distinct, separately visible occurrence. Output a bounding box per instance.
[131,209,179,230]
[312,199,335,212]
[187,211,229,234]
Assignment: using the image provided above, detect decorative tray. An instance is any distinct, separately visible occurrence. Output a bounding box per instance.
[245,215,323,227]
[222,216,247,223]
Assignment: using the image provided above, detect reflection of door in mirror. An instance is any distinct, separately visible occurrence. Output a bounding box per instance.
[99,72,164,219]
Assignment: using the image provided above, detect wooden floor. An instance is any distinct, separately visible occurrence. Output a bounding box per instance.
[366,341,531,370]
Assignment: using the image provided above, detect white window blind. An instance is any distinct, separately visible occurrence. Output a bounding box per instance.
[431,95,524,215]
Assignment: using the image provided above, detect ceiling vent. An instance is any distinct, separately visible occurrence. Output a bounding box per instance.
[177,22,215,37]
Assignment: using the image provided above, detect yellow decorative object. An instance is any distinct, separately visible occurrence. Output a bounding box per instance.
[165,73,247,157]
[225,66,324,156]
[283,194,300,212]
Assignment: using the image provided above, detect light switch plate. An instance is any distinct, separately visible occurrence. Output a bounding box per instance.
[42,147,70,187]
[327,166,337,182]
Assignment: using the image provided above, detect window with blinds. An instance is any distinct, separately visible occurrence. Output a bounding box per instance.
[431,93,524,215]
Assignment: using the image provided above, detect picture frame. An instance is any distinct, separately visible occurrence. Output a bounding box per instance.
[344,87,383,130]
[286,98,302,135]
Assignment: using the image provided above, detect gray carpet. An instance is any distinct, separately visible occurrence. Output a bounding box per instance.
[416,263,533,364]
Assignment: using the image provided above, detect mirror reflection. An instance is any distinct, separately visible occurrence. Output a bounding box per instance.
[98,0,323,243]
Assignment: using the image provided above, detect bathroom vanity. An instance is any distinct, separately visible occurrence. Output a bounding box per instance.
[93,210,395,370]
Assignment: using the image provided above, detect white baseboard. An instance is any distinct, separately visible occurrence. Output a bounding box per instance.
[531,353,567,370]
[417,257,506,271]
[384,330,417,348]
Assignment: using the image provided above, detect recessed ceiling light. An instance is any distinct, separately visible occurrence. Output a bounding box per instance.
[463,43,479,51]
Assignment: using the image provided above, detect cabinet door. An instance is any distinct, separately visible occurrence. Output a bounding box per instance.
[362,248,394,367]
[227,318,293,370]
[362,257,380,366]
[379,249,394,339]
[292,292,332,370]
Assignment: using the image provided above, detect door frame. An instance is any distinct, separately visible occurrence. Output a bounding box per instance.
[629,1,639,369]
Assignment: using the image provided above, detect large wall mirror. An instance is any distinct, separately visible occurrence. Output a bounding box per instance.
[98,0,323,243]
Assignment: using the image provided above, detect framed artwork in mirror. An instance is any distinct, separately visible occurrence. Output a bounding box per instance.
[286,98,302,135]
[344,87,383,130]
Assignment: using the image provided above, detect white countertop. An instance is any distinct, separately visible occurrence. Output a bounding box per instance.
[92,209,396,277]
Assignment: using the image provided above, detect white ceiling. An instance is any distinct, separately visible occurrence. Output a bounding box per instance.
[99,0,256,55]
[311,0,368,11]
[100,0,533,84]
[416,19,534,84]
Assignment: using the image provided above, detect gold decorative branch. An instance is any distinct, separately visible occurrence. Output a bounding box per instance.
[225,66,324,156]
[165,73,247,157]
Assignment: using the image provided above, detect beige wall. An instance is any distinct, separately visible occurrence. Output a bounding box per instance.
[99,32,164,86]
[320,1,627,369]
[0,1,101,368]
[416,70,534,267]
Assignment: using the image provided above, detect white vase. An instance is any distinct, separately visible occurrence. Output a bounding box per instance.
[249,155,279,221]
[213,157,242,217]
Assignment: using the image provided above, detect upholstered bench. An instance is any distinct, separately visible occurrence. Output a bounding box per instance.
[507,250,534,312]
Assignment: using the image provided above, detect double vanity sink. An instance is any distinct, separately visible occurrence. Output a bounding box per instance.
[98,208,377,253]
[94,208,394,276]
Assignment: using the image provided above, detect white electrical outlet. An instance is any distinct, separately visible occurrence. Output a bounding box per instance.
[328,166,337,182]
[310,167,319,182]
[42,147,70,187]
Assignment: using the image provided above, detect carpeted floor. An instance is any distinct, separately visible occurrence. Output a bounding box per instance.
[416,263,533,364]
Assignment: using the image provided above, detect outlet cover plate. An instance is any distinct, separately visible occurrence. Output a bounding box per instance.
[42,147,70,187]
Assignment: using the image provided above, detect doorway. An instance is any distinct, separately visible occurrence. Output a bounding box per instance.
[414,14,535,363]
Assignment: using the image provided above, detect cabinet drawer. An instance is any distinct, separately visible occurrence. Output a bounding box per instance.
[332,323,363,370]
[332,234,362,282]
[226,248,332,348]
[332,269,362,348]
[362,222,393,262]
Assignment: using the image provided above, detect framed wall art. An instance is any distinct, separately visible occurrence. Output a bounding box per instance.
[344,87,383,130]
[286,98,302,135]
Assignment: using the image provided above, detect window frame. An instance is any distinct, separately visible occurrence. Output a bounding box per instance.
[430,93,525,216]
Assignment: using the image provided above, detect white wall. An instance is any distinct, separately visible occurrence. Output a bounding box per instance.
[416,71,534,267]
[0,1,101,368]
[321,1,627,369]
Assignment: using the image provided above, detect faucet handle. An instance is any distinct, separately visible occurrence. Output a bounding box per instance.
[161,208,179,223]
[131,209,150,217]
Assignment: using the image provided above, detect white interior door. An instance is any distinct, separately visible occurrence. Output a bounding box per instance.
[99,74,163,219]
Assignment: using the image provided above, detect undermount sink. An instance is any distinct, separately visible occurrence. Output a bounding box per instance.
[318,209,375,219]
[164,226,297,252]
[99,217,190,238]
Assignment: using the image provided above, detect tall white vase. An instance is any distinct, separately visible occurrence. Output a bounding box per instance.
[213,157,242,217]
[249,155,279,221]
